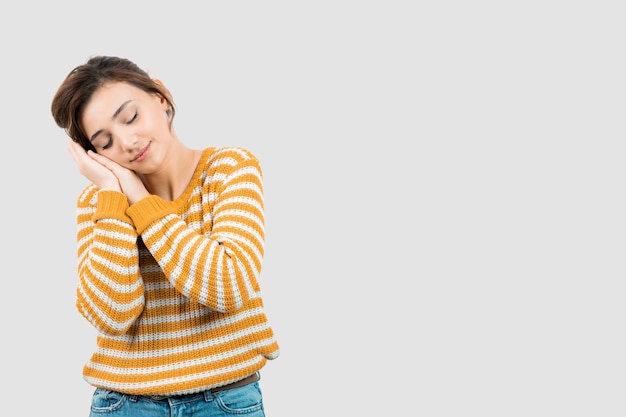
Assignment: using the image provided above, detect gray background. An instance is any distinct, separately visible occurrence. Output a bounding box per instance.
[1,1,624,416]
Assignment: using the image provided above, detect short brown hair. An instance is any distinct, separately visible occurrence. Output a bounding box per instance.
[51,56,175,152]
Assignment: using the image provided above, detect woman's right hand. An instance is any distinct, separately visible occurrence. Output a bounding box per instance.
[68,139,150,204]
[68,139,122,192]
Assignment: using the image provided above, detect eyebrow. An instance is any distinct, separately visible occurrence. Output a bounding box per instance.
[89,100,133,143]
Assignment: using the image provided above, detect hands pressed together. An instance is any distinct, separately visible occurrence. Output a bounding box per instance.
[68,139,150,204]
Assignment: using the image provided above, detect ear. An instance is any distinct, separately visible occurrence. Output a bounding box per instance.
[151,81,168,108]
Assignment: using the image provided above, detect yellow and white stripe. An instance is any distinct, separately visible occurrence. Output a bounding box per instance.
[73,147,279,395]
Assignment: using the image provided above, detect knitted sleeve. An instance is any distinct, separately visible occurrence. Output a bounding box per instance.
[126,147,265,313]
[75,187,145,335]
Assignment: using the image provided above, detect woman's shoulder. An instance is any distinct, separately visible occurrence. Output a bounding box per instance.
[201,146,261,169]
[205,146,258,161]
[198,147,263,187]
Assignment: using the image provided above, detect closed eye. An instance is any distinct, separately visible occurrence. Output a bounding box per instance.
[101,135,113,150]
[126,112,137,124]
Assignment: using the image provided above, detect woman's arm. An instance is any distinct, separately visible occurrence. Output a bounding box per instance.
[75,187,145,335]
[127,148,266,313]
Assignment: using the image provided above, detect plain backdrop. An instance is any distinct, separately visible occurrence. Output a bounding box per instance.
[0,1,624,416]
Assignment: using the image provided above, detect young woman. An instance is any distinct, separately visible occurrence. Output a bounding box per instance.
[51,56,280,416]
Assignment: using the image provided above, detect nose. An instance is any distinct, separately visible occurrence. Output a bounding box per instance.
[118,129,139,152]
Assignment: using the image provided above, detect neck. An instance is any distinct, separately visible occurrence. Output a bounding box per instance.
[141,145,202,202]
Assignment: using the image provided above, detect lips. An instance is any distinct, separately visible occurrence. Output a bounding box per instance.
[132,143,150,162]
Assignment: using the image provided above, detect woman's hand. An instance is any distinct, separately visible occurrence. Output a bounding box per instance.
[68,139,121,191]
[68,140,150,204]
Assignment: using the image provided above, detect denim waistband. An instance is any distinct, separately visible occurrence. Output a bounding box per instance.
[131,372,260,404]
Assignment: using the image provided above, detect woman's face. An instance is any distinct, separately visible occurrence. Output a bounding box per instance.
[81,81,172,172]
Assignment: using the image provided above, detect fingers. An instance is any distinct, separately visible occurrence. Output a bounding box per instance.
[68,139,88,163]
[87,148,123,175]
[65,139,147,199]
[67,139,121,191]
[66,139,119,172]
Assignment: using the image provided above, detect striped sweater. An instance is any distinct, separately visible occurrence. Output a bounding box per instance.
[74,146,280,395]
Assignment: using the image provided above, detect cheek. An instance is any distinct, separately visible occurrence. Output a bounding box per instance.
[141,111,169,133]
[99,150,128,166]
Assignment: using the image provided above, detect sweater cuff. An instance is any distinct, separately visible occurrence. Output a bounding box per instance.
[126,195,173,234]
[92,190,133,223]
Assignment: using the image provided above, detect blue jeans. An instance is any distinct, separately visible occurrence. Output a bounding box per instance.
[88,381,265,416]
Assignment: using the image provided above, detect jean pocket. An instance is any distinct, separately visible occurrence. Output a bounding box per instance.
[215,382,265,414]
[90,388,128,414]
